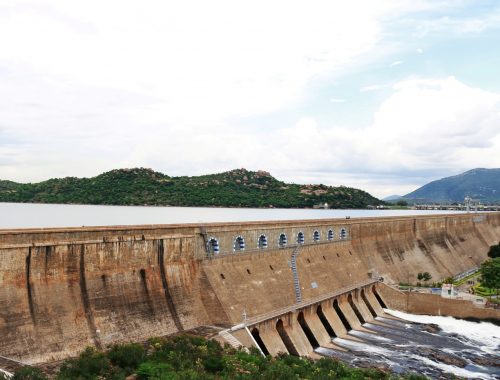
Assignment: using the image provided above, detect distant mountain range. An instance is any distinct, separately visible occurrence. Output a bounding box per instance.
[0,168,382,209]
[402,168,500,204]
[382,194,403,201]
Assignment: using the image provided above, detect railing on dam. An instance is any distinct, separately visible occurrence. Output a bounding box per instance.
[203,239,352,260]
[244,278,379,327]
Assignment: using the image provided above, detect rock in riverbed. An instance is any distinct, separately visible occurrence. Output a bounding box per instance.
[419,347,467,368]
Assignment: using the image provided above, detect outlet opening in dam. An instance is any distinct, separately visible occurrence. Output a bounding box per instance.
[276,319,299,356]
[298,311,320,349]
[361,289,377,318]
[317,305,336,337]
[348,294,365,324]
[251,328,270,356]
[333,299,352,331]
[372,286,387,308]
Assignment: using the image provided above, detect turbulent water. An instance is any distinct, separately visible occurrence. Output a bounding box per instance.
[316,310,500,379]
[0,202,468,229]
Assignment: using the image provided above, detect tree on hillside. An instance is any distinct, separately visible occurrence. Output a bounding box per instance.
[480,258,500,293]
[487,243,500,259]
[417,272,432,282]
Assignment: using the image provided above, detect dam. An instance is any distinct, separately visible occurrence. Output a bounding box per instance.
[0,212,499,370]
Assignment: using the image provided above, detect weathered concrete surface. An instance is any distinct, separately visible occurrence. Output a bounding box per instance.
[338,299,362,330]
[351,293,373,323]
[282,317,312,356]
[303,310,331,347]
[379,284,500,321]
[0,230,213,363]
[0,212,499,363]
[257,323,289,356]
[321,301,348,337]
[230,329,254,349]
[364,289,385,316]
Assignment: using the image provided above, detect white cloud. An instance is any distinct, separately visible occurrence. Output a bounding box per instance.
[390,60,404,67]
[369,77,500,165]
[0,0,397,127]
[1,1,500,200]
[416,48,424,54]
[359,83,391,92]
[252,77,500,197]
[0,1,436,181]
[414,11,500,37]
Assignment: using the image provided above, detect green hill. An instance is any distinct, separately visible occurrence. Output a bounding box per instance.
[404,168,500,203]
[0,168,381,208]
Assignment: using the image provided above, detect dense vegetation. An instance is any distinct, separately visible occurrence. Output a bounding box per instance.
[487,242,500,259]
[402,168,500,204]
[480,257,500,294]
[0,168,382,208]
[1,335,427,380]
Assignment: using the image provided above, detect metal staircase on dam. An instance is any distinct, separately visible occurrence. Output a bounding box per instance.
[291,245,302,303]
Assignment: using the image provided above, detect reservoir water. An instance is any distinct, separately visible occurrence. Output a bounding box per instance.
[0,202,467,229]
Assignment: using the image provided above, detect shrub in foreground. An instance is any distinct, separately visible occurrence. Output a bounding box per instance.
[12,367,47,380]
[11,335,429,379]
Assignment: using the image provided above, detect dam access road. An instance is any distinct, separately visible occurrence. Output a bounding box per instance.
[0,212,499,366]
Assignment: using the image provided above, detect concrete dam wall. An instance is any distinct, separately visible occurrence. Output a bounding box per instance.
[0,213,499,364]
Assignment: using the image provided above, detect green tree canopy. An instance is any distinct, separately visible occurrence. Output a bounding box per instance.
[480,258,500,292]
[417,272,432,282]
[487,243,500,259]
[422,272,432,282]
[0,168,383,209]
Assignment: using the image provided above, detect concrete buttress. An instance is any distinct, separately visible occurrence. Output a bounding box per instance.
[338,299,362,330]
[303,311,333,347]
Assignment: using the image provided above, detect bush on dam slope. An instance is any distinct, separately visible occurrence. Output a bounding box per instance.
[6,335,428,380]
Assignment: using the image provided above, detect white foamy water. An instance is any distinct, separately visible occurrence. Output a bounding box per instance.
[384,309,500,355]
[350,329,393,343]
[332,337,393,355]
[315,347,333,356]
[0,369,13,379]
[412,355,494,380]
[317,312,500,378]
[0,202,467,229]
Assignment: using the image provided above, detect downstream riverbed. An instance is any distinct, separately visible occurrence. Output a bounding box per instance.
[0,202,467,229]
[317,310,500,379]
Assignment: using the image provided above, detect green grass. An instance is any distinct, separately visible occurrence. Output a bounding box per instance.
[472,284,497,297]
[453,272,480,287]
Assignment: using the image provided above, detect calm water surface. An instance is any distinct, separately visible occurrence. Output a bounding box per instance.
[0,202,467,229]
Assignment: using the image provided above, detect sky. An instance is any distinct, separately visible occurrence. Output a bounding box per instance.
[1,0,500,199]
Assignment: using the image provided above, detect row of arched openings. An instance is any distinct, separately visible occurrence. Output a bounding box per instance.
[207,228,348,254]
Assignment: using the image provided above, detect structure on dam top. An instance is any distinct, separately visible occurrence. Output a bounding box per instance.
[0,212,499,365]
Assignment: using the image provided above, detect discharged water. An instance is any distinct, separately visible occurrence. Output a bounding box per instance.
[0,202,467,229]
[316,310,500,379]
